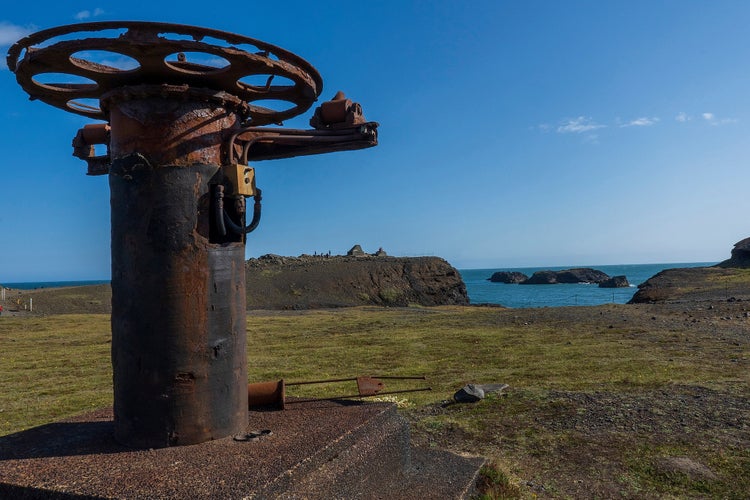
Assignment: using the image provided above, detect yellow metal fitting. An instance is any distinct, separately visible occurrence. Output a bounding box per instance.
[224,163,256,196]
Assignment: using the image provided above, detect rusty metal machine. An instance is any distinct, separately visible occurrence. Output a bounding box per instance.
[7,22,377,448]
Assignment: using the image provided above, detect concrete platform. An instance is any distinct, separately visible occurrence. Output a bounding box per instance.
[0,402,485,499]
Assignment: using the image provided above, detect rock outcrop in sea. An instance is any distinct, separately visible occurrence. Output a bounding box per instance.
[487,271,528,283]
[598,275,630,288]
[519,268,610,285]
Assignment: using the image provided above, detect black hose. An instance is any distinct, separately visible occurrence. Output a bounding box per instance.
[245,188,262,234]
[213,184,227,237]
[223,189,262,235]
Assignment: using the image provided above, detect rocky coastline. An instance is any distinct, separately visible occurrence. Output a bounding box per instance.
[5,238,750,312]
[629,237,750,303]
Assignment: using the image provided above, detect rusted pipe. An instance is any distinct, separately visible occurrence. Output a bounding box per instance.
[248,380,286,410]
[108,94,248,448]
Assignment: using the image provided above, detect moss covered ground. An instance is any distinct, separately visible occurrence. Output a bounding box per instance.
[1,303,748,498]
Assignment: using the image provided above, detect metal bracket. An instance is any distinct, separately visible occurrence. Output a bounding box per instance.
[72,123,111,176]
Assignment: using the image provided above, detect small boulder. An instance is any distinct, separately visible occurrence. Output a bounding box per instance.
[454,384,484,403]
[453,383,509,403]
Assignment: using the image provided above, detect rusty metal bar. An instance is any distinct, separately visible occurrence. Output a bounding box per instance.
[248,376,430,410]
[285,387,433,405]
[285,375,426,386]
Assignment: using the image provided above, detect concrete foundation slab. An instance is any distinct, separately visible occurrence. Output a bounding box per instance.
[0,401,484,499]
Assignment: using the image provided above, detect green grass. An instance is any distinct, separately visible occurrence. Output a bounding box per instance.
[0,314,112,433]
[246,306,746,398]
[1,305,748,498]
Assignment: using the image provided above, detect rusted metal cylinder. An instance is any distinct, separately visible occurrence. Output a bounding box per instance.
[247,380,286,410]
[108,89,248,448]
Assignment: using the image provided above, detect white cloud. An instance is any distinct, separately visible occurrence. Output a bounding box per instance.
[75,8,105,20]
[621,117,659,127]
[556,116,605,134]
[675,112,690,122]
[0,21,35,71]
[581,133,600,144]
[702,112,738,126]
[0,21,34,46]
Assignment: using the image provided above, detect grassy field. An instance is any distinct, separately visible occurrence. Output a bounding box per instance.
[1,304,748,498]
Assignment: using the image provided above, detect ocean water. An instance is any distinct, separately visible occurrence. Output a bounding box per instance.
[460,262,715,308]
[1,280,110,290]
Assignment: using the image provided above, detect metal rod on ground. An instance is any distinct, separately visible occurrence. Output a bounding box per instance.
[248,376,429,410]
[287,375,426,386]
[285,387,432,404]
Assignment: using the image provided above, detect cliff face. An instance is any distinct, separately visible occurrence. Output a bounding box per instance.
[245,255,469,309]
[629,237,750,304]
[717,237,750,268]
[627,266,750,303]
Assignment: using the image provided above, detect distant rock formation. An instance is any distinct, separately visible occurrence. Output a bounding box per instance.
[717,237,750,268]
[520,270,559,285]
[347,244,389,257]
[246,254,469,309]
[520,268,610,285]
[347,244,366,256]
[598,275,630,288]
[487,271,528,284]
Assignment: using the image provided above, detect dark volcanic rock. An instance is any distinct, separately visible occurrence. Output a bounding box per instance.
[630,238,750,303]
[717,237,750,268]
[246,255,469,309]
[487,271,528,284]
[520,268,610,285]
[520,270,558,285]
[556,268,610,283]
[627,266,750,303]
[599,275,630,288]
[453,384,485,403]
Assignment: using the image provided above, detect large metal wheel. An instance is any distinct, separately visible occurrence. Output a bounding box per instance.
[7,21,323,125]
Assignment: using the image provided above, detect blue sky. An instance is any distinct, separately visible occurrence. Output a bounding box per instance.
[1,1,749,281]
